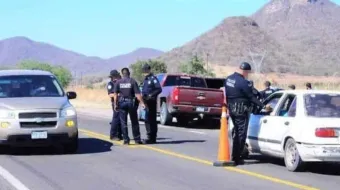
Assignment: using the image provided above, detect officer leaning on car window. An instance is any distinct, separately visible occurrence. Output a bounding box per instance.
[113,68,146,145]
[141,63,162,144]
[225,62,271,165]
[107,70,123,141]
[248,80,263,114]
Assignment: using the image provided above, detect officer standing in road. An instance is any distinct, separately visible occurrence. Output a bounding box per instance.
[306,82,312,90]
[225,62,267,165]
[260,81,275,100]
[113,68,146,145]
[107,70,122,141]
[141,64,162,144]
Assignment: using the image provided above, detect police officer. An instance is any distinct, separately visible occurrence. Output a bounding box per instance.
[248,80,263,114]
[113,68,146,145]
[225,62,267,165]
[107,70,122,140]
[260,81,275,100]
[306,82,312,90]
[141,64,162,144]
[288,84,296,90]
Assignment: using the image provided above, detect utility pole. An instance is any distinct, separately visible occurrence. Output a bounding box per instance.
[206,53,210,71]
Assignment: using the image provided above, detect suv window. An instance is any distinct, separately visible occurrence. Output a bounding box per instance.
[0,75,64,98]
[163,75,207,88]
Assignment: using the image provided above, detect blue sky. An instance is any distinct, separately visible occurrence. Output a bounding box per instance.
[0,0,339,58]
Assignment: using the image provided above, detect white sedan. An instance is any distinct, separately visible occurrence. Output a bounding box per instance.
[229,90,340,171]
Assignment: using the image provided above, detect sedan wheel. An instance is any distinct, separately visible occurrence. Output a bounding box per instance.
[284,138,304,172]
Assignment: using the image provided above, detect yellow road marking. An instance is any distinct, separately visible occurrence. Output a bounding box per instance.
[79,129,137,148]
[79,129,319,190]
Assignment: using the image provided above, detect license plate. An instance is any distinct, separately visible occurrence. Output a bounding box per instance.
[31,131,48,139]
[196,107,205,112]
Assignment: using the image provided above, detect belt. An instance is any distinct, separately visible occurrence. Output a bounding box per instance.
[119,97,133,101]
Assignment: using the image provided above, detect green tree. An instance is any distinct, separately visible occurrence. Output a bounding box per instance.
[129,59,167,82]
[17,60,72,88]
[180,55,215,77]
[51,65,72,88]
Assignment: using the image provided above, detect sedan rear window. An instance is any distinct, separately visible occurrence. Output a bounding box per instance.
[304,93,340,117]
[0,75,64,98]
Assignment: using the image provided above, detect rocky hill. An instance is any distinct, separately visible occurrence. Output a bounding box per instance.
[0,36,164,75]
[159,0,340,76]
[252,0,340,75]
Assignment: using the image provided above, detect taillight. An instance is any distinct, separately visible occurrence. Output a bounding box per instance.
[315,128,339,137]
[171,87,179,104]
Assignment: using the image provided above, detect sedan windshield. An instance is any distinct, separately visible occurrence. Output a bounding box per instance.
[0,75,64,98]
[304,93,340,117]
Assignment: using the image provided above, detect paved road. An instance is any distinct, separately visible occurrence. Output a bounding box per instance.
[0,108,339,190]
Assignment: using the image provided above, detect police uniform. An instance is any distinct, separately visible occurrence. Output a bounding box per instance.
[248,80,263,114]
[225,62,264,164]
[114,69,143,144]
[107,70,122,140]
[260,86,275,100]
[141,64,162,144]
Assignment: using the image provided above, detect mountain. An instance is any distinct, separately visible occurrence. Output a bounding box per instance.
[0,36,164,74]
[252,0,340,75]
[158,0,340,75]
[159,16,303,74]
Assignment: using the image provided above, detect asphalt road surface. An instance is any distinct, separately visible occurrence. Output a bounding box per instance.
[0,108,339,190]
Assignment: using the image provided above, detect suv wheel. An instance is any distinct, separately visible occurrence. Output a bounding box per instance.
[63,134,78,154]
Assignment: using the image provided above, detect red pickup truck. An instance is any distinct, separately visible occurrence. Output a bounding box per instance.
[154,73,224,126]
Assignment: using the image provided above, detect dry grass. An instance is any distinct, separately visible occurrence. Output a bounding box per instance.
[67,87,111,109]
[210,64,340,90]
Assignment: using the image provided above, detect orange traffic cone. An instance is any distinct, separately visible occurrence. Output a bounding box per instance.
[213,105,234,166]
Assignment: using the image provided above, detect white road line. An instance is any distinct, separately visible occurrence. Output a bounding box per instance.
[0,165,30,190]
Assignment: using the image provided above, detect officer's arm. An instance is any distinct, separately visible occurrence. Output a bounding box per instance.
[113,82,120,107]
[149,77,162,97]
[241,81,264,107]
[107,82,115,98]
[132,80,146,106]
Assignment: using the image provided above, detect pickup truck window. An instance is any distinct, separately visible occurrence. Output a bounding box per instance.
[156,74,164,83]
[163,76,207,88]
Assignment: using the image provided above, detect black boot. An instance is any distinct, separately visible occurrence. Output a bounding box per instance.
[143,138,156,144]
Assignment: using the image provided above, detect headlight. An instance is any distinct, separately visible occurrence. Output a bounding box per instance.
[60,106,76,117]
[0,110,15,119]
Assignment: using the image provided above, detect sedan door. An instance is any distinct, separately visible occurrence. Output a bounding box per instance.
[261,94,297,156]
[248,92,284,153]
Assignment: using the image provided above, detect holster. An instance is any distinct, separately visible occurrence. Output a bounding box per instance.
[227,102,251,116]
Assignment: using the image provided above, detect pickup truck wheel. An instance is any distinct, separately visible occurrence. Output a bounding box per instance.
[284,138,304,172]
[160,103,172,125]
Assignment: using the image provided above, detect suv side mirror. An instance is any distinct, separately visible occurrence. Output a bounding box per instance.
[67,91,77,99]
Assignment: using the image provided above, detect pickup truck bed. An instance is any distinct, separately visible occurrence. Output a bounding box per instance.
[155,73,224,126]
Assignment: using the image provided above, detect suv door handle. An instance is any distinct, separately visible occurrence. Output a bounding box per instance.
[284,121,289,126]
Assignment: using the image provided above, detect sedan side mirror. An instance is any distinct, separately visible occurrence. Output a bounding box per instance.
[67,91,77,99]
